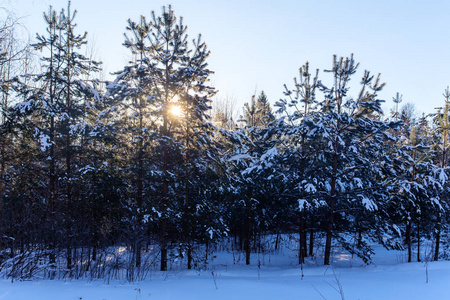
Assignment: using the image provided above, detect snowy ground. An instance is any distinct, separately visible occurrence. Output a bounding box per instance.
[1,244,449,300]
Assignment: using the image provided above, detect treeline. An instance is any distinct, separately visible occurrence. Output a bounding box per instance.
[0,3,449,280]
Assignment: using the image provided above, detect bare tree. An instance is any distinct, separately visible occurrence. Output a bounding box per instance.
[0,6,34,258]
[212,96,237,129]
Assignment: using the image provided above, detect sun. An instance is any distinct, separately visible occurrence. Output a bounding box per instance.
[169,104,183,118]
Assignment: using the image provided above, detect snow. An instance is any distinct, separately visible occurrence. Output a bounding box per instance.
[298,199,309,211]
[361,195,378,211]
[1,244,449,300]
[438,168,448,184]
[38,133,52,152]
[304,183,316,193]
[14,100,35,113]
[260,147,277,162]
[229,154,252,162]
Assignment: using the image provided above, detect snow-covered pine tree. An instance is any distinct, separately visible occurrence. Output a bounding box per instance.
[391,92,403,120]
[57,2,102,271]
[232,89,285,265]
[274,61,321,263]
[10,2,101,271]
[103,5,216,271]
[171,90,224,269]
[289,55,398,265]
[432,88,450,261]
[389,122,443,262]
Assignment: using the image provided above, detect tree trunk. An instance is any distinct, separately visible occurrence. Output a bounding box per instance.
[299,211,306,264]
[185,189,192,270]
[65,22,73,271]
[275,230,279,251]
[0,140,5,254]
[417,219,421,262]
[161,145,168,271]
[309,229,314,257]
[324,209,335,265]
[66,130,72,270]
[244,204,251,265]
[0,37,11,254]
[160,38,171,272]
[136,151,143,268]
[48,22,57,266]
[185,201,192,269]
[324,153,338,265]
[49,114,56,264]
[92,244,97,262]
[435,141,446,262]
[434,214,441,261]
[405,217,412,263]
[357,230,362,248]
[184,138,192,270]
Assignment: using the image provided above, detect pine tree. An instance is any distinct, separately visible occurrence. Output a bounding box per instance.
[104,5,216,271]
[432,87,450,261]
[241,90,274,128]
[225,88,280,265]
[392,92,403,120]
[275,61,320,263]
[277,55,398,265]
[392,125,438,262]
[9,2,100,271]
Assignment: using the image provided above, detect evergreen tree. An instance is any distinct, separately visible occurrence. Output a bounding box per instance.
[432,87,450,260]
[241,90,274,128]
[9,2,100,271]
[103,5,216,271]
[277,55,398,264]
[390,123,443,262]
[391,92,403,120]
[275,61,320,263]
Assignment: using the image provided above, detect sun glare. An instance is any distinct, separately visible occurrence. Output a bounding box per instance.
[169,104,183,118]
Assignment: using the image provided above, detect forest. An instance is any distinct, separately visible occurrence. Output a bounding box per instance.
[0,3,449,282]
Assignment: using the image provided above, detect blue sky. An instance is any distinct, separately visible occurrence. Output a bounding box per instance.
[9,0,450,117]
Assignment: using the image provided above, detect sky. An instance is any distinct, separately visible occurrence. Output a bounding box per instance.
[6,0,450,117]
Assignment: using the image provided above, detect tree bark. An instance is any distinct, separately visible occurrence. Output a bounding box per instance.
[48,22,56,265]
[135,145,143,268]
[184,126,192,270]
[275,230,279,251]
[244,203,251,265]
[161,144,168,271]
[434,214,441,261]
[417,219,421,262]
[299,211,306,264]
[405,215,412,263]
[324,208,335,265]
[324,152,338,265]
[185,162,192,270]
[65,17,74,270]
[0,139,5,254]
